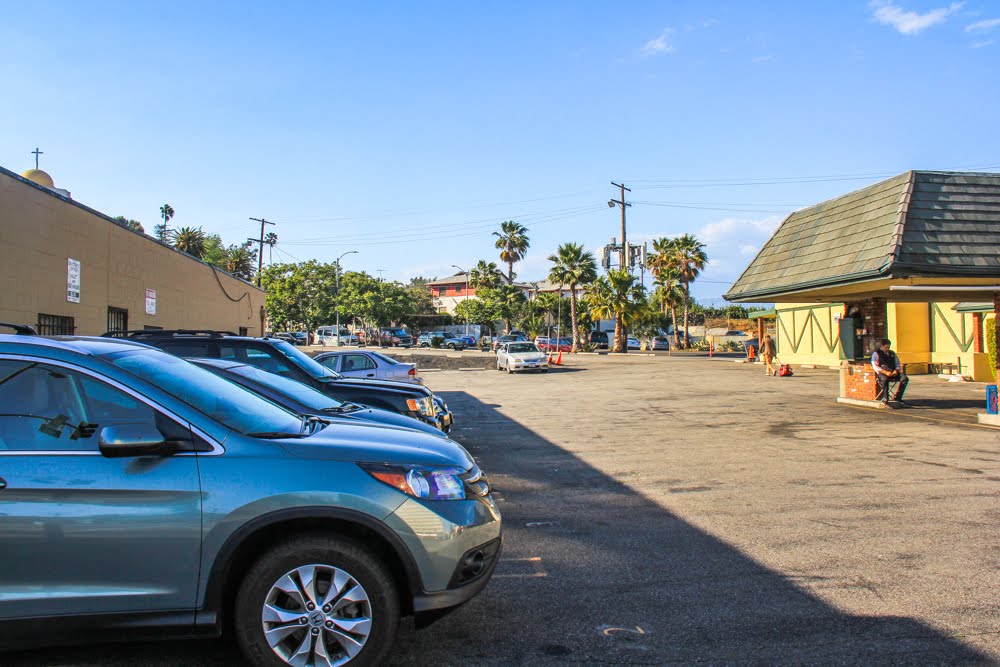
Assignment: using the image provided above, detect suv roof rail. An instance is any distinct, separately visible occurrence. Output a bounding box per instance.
[101,329,238,339]
[0,322,38,335]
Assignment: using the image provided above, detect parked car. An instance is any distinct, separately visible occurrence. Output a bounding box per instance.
[458,335,477,346]
[627,337,641,350]
[416,332,467,350]
[315,349,422,383]
[104,330,454,432]
[379,328,414,348]
[0,330,501,666]
[272,332,303,346]
[534,336,549,348]
[539,337,572,352]
[316,326,359,346]
[191,357,440,436]
[492,334,527,351]
[650,336,670,351]
[496,341,549,373]
[589,330,609,349]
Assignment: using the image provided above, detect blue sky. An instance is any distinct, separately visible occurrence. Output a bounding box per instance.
[2,1,998,304]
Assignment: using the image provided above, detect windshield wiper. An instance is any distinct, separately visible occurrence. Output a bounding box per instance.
[320,402,361,414]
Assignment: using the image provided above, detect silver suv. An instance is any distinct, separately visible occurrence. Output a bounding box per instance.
[0,329,501,665]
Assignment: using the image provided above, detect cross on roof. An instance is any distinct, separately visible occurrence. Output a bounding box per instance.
[31,147,43,170]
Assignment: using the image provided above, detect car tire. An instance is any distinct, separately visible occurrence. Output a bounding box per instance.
[506,364,513,374]
[234,533,399,667]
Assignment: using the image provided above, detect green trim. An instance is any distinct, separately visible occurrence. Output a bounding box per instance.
[776,306,841,355]
[775,303,845,314]
[954,302,992,313]
[747,308,776,318]
[930,303,974,353]
[725,270,885,302]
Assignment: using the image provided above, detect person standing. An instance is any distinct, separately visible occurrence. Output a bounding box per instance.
[871,338,908,405]
[760,333,777,376]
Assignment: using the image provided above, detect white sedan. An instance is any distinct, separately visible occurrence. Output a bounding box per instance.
[496,342,549,374]
[313,350,422,383]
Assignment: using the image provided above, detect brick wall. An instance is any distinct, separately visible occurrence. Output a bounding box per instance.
[857,297,888,358]
[840,360,879,401]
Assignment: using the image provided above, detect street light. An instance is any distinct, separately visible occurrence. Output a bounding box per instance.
[335,250,358,346]
[451,264,469,336]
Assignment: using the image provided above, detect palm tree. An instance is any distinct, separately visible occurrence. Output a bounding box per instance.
[226,242,257,282]
[155,204,175,242]
[648,237,685,347]
[671,234,708,348]
[492,221,530,284]
[264,232,278,265]
[585,269,644,353]
[468,260,503,290]
[547,242,598,351]
[170,226,207,259]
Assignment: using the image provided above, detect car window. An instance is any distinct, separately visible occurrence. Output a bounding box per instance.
[221,364,346,411]
[107,349,303,436]
[269,340,341,380]
[156,340,215,357]
[508,343,538,353]
[369,352,397,365]
[0,361,168,452]
[341,354,376,372]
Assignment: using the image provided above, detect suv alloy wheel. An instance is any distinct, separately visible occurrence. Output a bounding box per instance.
[235,534,399,667]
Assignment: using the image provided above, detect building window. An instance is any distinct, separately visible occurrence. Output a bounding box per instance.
[37,313,75,336]
[107,306,129,334]
[238,327,249,336]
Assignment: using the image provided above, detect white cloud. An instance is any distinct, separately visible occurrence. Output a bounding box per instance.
[696,215,782,245]
[752,54,775,63]
[966,17,1000,31]
[739,244,760,257]
[641,28,676,56]
[972,39,996,47]
[870,1,963,35]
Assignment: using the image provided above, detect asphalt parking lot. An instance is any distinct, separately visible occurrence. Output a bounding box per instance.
[5,355,998,665]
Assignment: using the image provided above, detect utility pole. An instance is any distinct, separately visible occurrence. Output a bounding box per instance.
[609,182,632,270]
[248,217,275,287]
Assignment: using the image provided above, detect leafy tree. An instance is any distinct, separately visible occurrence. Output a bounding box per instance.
[547,242,598,351]
[492,221,530,284]
[114,216,144,233]
[585,269,645,353]
[170,226,207,259]
[202,234,228,268]
[455,296,499,336]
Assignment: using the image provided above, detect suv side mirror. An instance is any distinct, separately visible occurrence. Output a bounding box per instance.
[99,425,170,458]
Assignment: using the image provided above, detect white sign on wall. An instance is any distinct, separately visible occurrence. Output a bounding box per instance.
[67,258,81,303]
[145,289,157,315]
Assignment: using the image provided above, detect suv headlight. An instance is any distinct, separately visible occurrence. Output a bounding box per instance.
[360,463,466,501]
[406,396,435,416]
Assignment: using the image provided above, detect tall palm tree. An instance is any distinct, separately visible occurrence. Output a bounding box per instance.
[170,226,207,259]
[547,242,598,351]
[264,232,278,265]
[468,260,503,290]
[648,237,685,347]
[492,221,530,284]
[671,234,708,348]
[585,269,644,353]
[155,204,175,242]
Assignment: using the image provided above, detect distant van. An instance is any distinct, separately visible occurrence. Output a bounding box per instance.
[316,326,353,346]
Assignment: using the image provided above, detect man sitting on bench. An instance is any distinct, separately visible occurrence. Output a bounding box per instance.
[871,338,908,406]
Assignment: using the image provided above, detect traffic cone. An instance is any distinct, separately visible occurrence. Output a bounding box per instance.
[555,349,563,365]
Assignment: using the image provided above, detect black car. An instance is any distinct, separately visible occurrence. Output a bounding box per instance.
[103,330,452,431]
[379,328,414,348]
[190,358,446,438]
[589,330,609,349]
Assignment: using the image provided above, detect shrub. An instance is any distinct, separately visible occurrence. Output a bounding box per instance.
[430,336,444,349]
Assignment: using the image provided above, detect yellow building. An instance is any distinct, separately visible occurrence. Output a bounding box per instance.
[1,164,266,335]
[727,171,1000,383]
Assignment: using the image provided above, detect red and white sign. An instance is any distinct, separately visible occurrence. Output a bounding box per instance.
[145,289,157,315]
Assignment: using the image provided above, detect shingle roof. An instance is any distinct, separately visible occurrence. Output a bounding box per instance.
[725,171,1000,301]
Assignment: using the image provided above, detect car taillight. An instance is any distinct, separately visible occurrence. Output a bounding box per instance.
[408,367,416,376]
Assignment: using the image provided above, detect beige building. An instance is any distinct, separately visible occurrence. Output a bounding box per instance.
[0,165,266,336]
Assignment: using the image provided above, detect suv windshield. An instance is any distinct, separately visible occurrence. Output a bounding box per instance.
[107,350,303,436]
[270,339,342,380]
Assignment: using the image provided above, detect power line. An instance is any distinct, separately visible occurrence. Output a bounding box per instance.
[626,163,1000,187]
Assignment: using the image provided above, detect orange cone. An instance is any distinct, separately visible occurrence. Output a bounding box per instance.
[555,349,563,365]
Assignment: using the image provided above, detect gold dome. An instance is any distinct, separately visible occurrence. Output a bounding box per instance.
[22,168,54,189]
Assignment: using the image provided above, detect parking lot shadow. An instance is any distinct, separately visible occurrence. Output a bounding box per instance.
[386,391,995,665]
